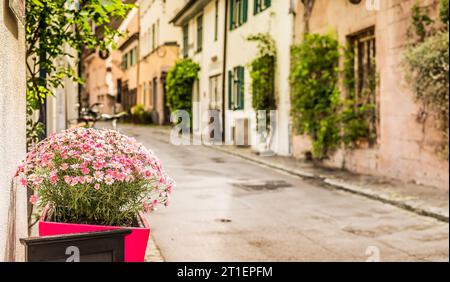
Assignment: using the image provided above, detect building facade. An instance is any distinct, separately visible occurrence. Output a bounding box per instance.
[118,7,140,112]
[0,1,27,261]
[138,0,182,125]
[80,8,139,115]
[292,0,449,189]
[224,0,294,155]
[172,0,227,135]
[173,0,294,155]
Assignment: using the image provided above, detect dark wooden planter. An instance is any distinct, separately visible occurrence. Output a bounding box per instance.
[20,229,131,262]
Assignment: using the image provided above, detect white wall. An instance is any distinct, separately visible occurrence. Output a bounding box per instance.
[183,0,226,135]
[139,0,182,58]
[225,0,293,155]
[0,1,27,261]
[47,48,80,134]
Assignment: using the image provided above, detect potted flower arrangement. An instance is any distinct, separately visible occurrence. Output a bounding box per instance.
[16,128,174,262]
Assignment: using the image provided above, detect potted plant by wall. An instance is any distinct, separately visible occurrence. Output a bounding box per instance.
[16,128,174,262]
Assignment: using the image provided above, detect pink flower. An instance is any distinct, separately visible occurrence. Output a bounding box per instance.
[50,171,58,185]
[93,161,105,170]
[70,177,79,186]
[78,176,86,185]
[94,171,104,182]
[19,177,28,187]
[60,163,69,171]
[85,175,94,184]
[94,183,101,190]
[81,167,90,175]
[104,174,114,185]
[29,195,37,205]
[32,176,43,186]
[144,170,153,179]
[70,164,80,170]
[64,175,72,185]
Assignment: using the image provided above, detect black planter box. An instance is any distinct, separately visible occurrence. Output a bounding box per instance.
[20,229,132,262]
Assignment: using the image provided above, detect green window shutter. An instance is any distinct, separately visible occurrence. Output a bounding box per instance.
[243,0,248,23]
[228,70,233,110]
[265,0,271,8]
[229,0,234,30]
[254,0,258,15]
[239,67,245,110]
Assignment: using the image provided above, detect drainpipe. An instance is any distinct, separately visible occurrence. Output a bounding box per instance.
[137,7,141,108]
[221,0,229,143]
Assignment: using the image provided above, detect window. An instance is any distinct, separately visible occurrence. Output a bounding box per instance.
[182,24,189,58]
[254,0,271,14]
[152,77,158,108]
[230,0,248,30]
[197,14,203,52]
[152,23,156,51]
[149,81,154,108]
[128,49,133,66]
[228,66,245,110]
[347,27,378,141]
[209,74,222,110]
[122,53,128,70]
[214,0,219,41]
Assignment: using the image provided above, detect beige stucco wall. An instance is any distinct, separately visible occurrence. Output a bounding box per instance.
[118,7,139,104]
[292,0,449,189]
[138,44,179,124]
[138,0,182,125]
[0,1,28,261]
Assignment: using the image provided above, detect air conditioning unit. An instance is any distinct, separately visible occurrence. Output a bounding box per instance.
[233,118,250,147]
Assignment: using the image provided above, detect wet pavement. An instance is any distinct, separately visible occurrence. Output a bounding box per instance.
[112,123,449,262]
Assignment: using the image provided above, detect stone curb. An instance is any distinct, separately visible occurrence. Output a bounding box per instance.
[144,233,165,262]
[207,145,449,223]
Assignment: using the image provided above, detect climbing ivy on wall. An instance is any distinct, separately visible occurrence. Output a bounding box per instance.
[247,33,277,128]
[403,0,449,159]
[290,33,341,160]
[165,59,200,122]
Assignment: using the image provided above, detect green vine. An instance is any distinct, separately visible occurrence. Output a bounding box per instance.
[25,0,133,149]
[247,33,277,129]
[290,33,341,160]
[165,59,200,123]
[403,0,449,159]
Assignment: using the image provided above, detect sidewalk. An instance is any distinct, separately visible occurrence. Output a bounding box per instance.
[209,145,449,223]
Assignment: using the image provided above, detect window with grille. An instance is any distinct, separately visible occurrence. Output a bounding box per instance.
[347,27,378,143]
